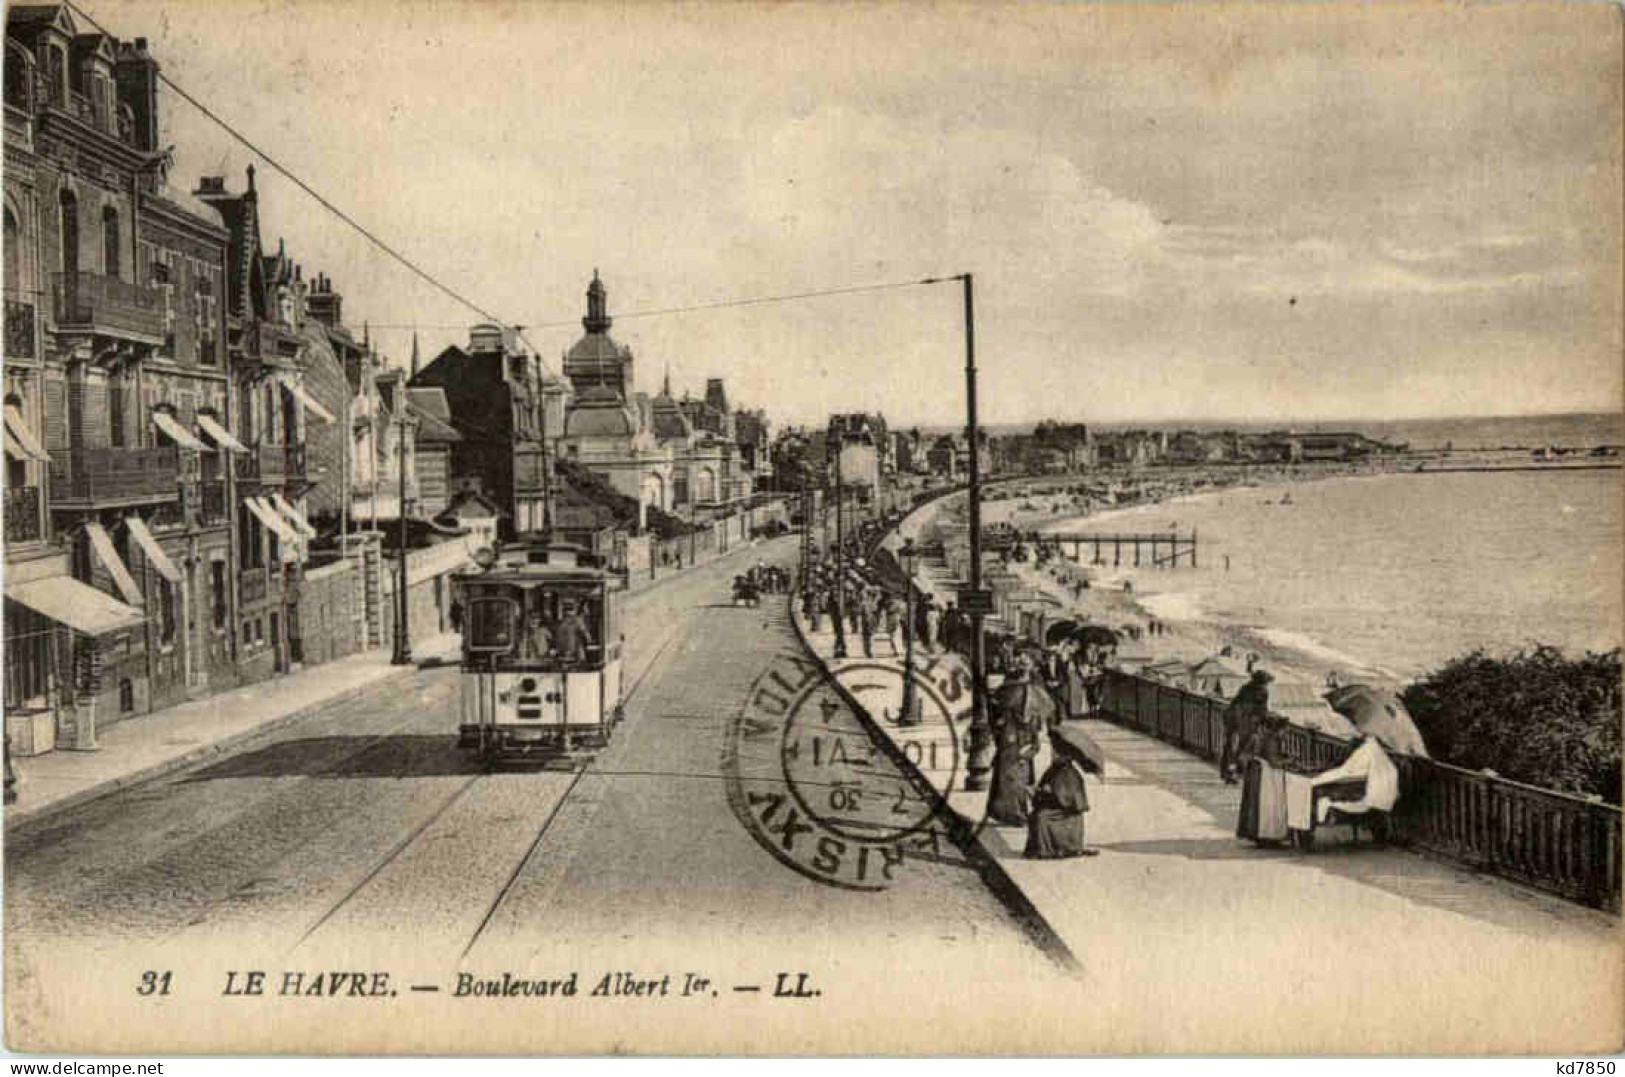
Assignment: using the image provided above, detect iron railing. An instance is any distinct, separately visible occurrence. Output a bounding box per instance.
[199,480,228,525]
[51,272,164,341]
[1097,669,1622,912]
[4,485,42,542]
[49,446,178,505]
[5,298,35,357]
[240,442,287,484]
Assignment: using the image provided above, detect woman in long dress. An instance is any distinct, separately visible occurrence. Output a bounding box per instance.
[1236,717,1290,844]
[1025,734,1098,858]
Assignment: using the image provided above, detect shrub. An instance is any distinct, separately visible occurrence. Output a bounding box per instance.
[1401,646,1621,804]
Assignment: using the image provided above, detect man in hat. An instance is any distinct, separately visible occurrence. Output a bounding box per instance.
[1026,730,1100,859]
[1220,668,1273,784]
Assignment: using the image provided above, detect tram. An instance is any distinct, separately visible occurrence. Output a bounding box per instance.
[452,540,625,759]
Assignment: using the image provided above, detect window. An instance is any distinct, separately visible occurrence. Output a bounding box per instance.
[151,258,170,285]
[3,206,18,295]
[158,581,176,646]
[102,207,120,280]
[118,678,134,714]
[58,189,78,278]
[108,375,124,448]
[211,561,227,630]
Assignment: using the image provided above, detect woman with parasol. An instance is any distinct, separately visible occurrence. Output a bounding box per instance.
[986,646,1057,826]
[1026,729,1106,858]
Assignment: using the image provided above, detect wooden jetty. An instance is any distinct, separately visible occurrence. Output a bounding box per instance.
[1045,530,1199,569]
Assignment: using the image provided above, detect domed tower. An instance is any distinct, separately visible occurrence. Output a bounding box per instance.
[562,269,634,400]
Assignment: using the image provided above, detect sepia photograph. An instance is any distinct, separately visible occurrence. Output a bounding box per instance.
[0,0,1620,1058]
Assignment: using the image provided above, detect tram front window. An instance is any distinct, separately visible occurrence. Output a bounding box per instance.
[499,583,603,670]
[465,598,518,652]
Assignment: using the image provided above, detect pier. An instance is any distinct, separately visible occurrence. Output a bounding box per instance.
[1048,530,1199,569]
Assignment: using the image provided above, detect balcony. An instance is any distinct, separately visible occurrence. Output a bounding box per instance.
[239,442,287,485]
[50,446,179,507]
[5,299,35,358]
[52,272,165,345]
[5,485,43,543]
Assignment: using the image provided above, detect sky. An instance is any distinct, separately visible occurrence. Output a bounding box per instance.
[80,0,1624,428]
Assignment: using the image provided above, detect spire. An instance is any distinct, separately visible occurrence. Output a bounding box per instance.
[362,320,370,351]
[583,268,611,334]
[410,332,420,379]
[662,361,671,398]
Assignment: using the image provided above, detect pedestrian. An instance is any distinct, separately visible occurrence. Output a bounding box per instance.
[1026,731,1100,859]
[925,602,943,655]
[805,587,822,633]
[858,599,874,659]
[882,600,900,656]
[1220,668,1272,784]
[987,648,1054,826]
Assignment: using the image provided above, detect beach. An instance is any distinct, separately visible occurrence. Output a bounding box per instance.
[898,463,1623,702]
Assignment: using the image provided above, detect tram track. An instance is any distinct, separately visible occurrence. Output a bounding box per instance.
[284,623,685,960]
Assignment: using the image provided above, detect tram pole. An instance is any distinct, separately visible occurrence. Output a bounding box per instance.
[960,272,991,790]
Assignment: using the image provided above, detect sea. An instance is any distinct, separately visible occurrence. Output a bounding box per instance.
[1043,466,1622,684]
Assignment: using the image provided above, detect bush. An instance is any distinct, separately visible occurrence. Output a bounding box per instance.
[1401,646,1621,804]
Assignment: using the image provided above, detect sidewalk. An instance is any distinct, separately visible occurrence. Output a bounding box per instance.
[790,601,1623,1053]
[5,632,459,828]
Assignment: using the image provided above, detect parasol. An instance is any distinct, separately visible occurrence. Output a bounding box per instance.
[1070,624,1121,647]
[864,547,913,597]
[1044,619,1082,645]
[1324,683,1430,757]
[1049,727,1108,774]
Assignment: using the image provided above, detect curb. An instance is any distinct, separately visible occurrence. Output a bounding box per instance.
[5,662,422,834]
[785,598,1081,975]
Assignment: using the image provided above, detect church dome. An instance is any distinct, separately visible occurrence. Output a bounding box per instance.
[565,385,636,438]
[562,271,635,398]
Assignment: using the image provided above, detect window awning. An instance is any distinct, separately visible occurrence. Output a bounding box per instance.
[4,403,49,463]
[197,413,248,453]
[84,520,144,608]
[268,492,318,539]
[5,576,145,637]
[279,375,336,424]
[152,410,206,450]
[244,496,299,545]
[124,515,182,584]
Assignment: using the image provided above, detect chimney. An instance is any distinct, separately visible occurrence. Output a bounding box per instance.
[306,272,343,328]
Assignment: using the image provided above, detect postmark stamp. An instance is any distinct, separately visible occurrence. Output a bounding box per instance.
[723,650,970,890]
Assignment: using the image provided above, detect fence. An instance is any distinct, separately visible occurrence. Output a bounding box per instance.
[1096,669,1621,913]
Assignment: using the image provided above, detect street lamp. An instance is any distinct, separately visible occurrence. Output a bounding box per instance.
[898,537,921,726]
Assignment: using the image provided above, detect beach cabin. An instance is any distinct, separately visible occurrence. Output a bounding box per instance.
[1187,654,1250,700]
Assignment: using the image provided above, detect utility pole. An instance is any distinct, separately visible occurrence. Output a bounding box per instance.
[832,445,849,658]
[961,273,992,790]
[390,410,413,666]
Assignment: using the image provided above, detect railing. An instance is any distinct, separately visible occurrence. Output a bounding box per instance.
[5,485,42,542]
[240,442,287,484]
[284,443,306,482]
[49,446,178,505]
[51,272,165,341]
[1097,668,1622,912]
[5,298,35,357]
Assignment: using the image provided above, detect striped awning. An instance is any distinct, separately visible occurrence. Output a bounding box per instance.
[84,521,144,608]
[279,375,335,424]
[152,410,206,451]
[197,413,248,453]
[124,515,182,584]
[4,403,49,462]
[5,575,144,637]
[268,492,317,539]
[244,496,299,545]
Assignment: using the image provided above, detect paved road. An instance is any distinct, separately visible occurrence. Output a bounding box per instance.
[7,536,1057,1048]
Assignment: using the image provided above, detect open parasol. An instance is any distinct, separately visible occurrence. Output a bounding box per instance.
[1044,619,1082,645]
[1070,624,1121,648]
[1050,727,1108,774]
[1324,683,1429,757]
